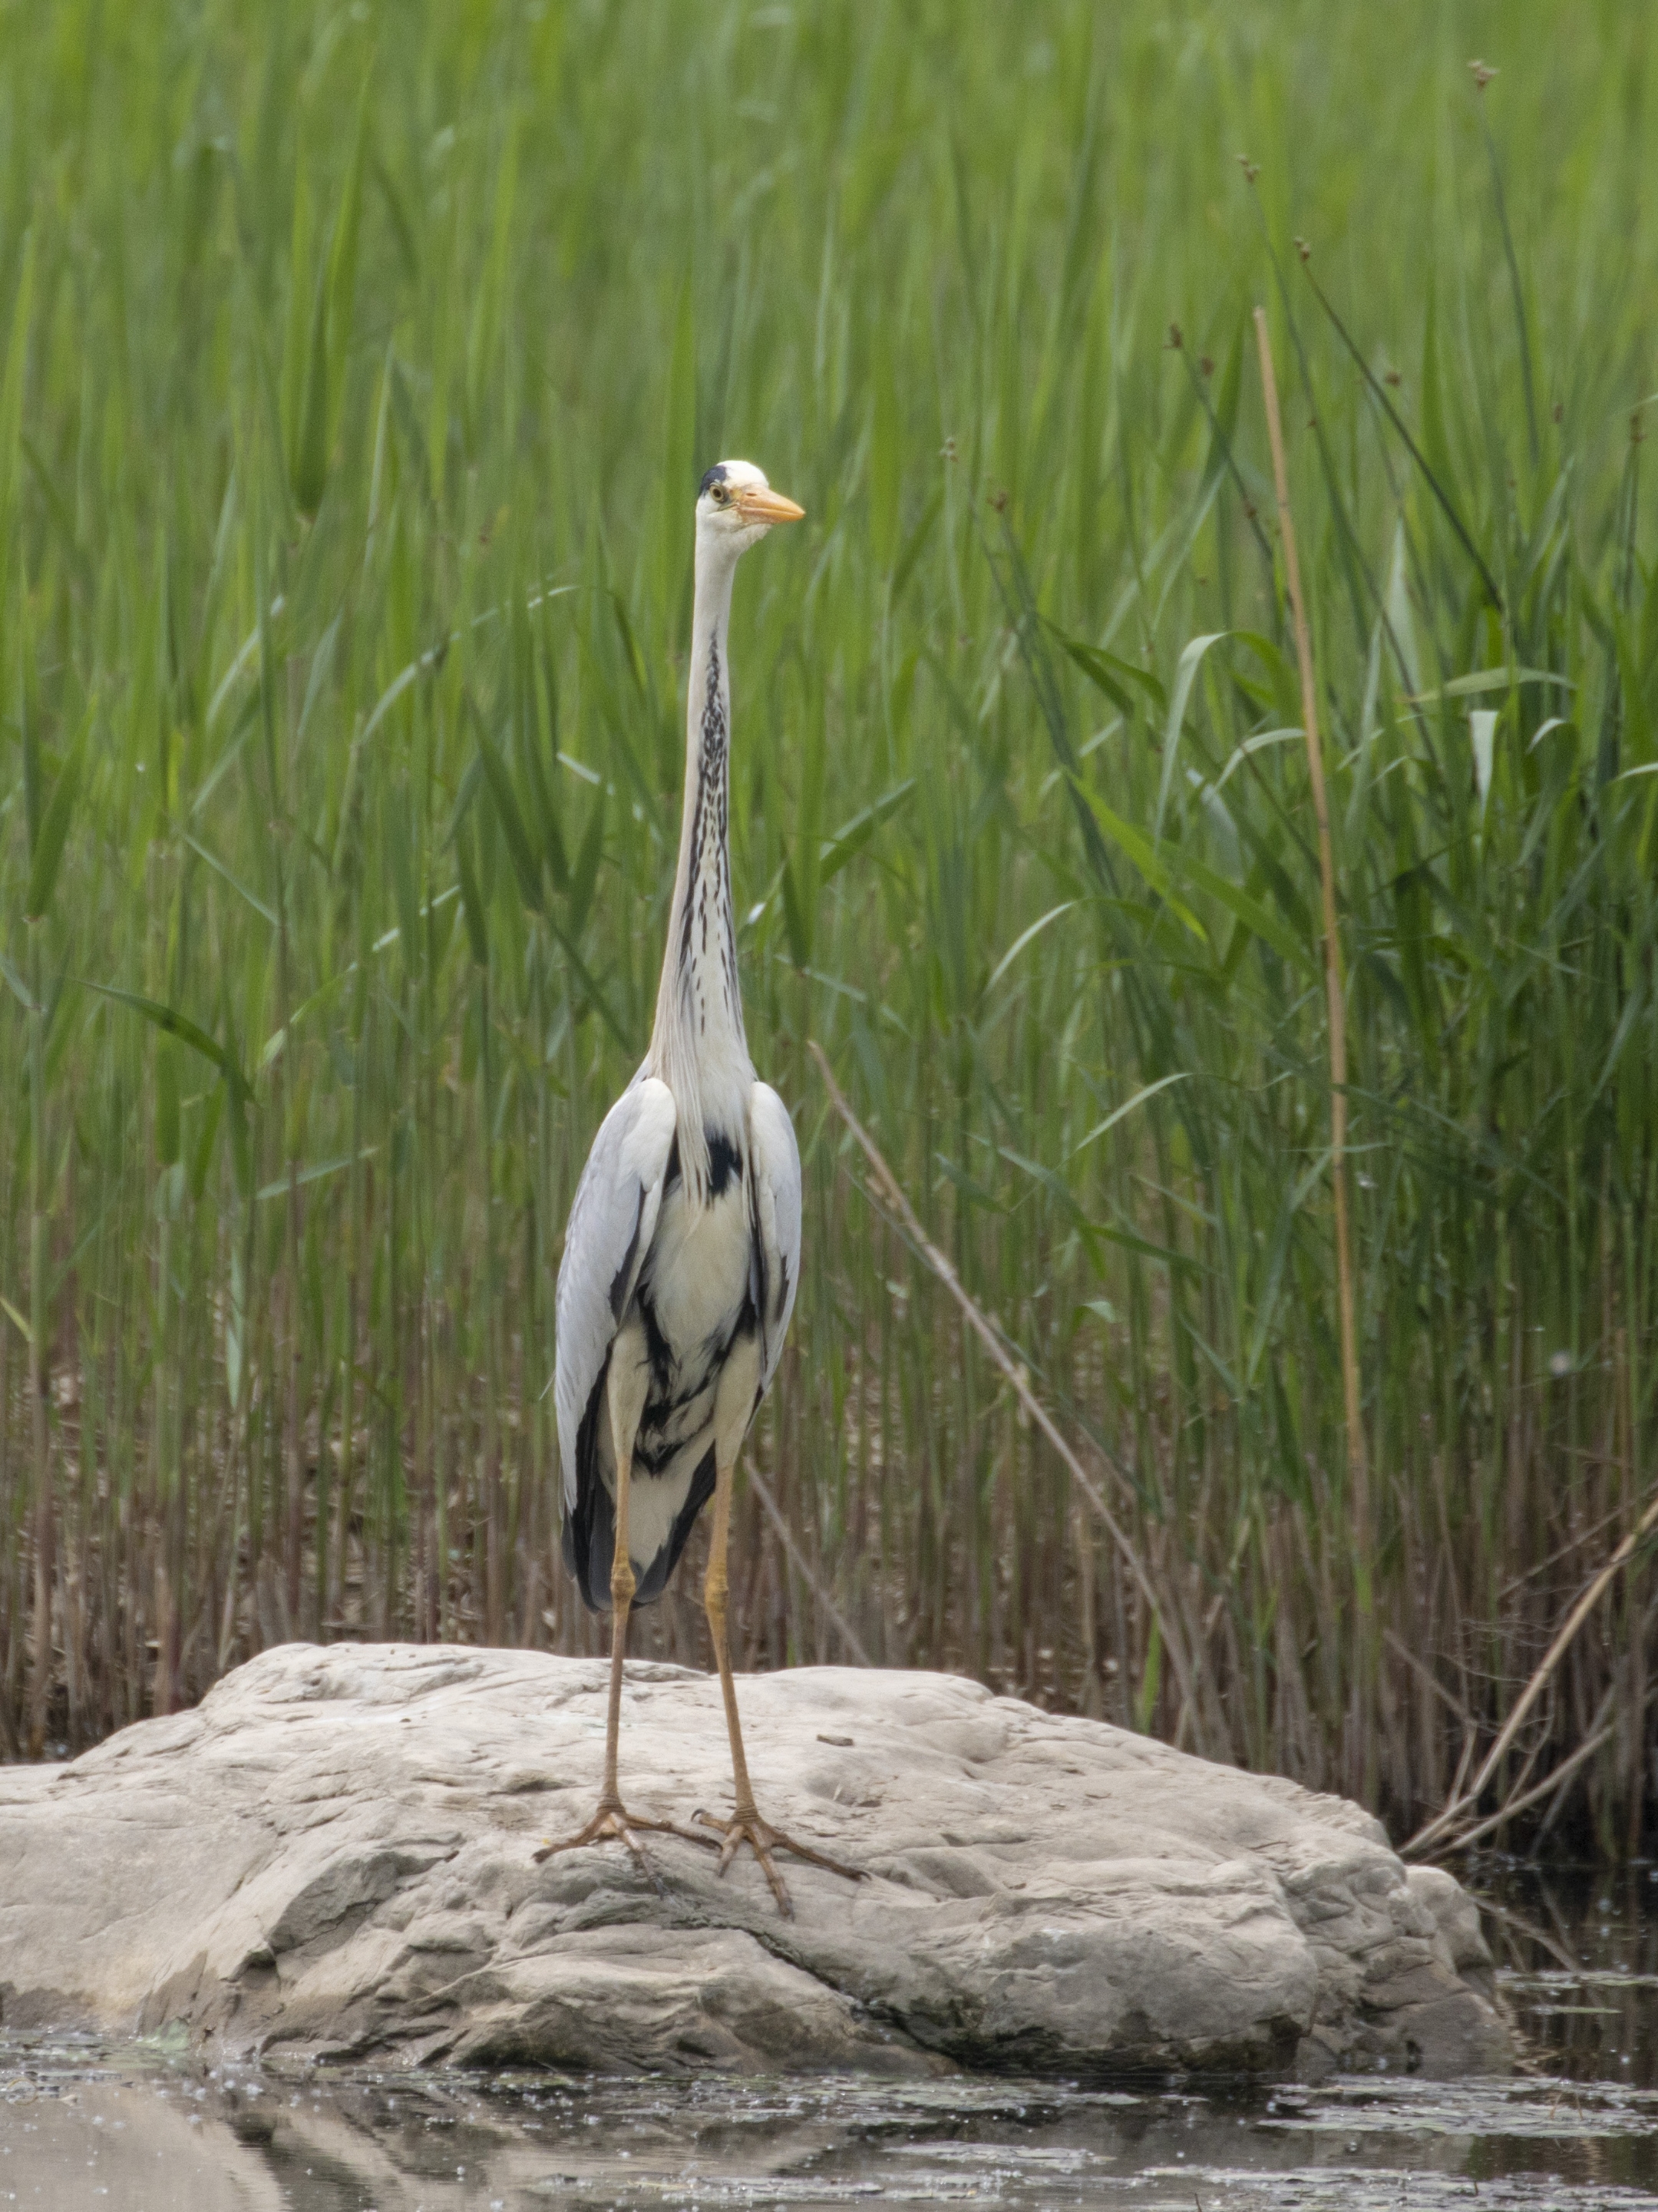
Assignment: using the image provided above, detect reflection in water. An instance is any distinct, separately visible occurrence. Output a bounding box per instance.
[0,1864,1654,2210]
[1479,1858,1658,2094]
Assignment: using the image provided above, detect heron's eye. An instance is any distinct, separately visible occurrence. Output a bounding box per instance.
[712,485,729,505]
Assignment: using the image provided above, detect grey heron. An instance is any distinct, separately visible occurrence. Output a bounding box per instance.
[539,459,860,1917]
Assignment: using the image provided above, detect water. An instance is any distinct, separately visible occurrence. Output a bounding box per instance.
[2,1863,1655,2210]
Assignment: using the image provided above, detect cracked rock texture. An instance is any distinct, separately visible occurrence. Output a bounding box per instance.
[0,1644,1509,2080]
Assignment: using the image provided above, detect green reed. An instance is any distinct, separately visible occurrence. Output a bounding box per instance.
[0,0,1653,1850]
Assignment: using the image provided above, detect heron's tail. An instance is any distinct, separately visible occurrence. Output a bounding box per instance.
[563,1440,717,1613]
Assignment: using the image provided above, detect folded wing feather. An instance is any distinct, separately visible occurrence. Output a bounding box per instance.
[748,1080,802,1397]
[553,1076,679,1519]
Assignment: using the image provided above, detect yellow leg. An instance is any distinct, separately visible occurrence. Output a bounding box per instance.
[598,1437,636,1809]
[697,1451,864,1919]
[704,1453,758,1819]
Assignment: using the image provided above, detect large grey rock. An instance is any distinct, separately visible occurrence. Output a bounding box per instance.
[0,1643,1508,2080]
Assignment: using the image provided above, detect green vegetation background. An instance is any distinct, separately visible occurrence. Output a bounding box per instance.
[0,0,1653,1847]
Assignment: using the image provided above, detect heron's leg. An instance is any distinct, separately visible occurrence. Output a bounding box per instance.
[537,1357,713,1883]
[696,1447,864,1919]
[597,1433,636,1809]
[703,1449,757,1820]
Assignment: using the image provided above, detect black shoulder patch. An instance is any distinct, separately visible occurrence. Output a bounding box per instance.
[705,1129,741,1198]
[698,463,728,495]
[607,1188,646,1321]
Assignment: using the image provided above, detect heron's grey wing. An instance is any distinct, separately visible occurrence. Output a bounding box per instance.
[748,1080,802,1397]
[554,1076,679,1515]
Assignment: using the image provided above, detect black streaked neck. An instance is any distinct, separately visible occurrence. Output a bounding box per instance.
[646,534,753,1198]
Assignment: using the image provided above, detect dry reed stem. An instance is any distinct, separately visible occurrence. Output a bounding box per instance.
[1383,1625,1475,1729]
[1407,1485,1658,1855]
[1432,1721,1616,1857]
[808,1039,1198,1720]
[744,1463,874,1668]
[1252,306,1369,1588]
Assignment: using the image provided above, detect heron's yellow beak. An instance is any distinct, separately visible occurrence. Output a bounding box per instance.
[736,485,805,525]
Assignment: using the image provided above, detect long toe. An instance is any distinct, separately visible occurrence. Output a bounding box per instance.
[695,1807,864,1916]
[623,1828,665,1896]
[535,1800,715,1895]
[765,1826,865,1882]
[748,1832,795,1917]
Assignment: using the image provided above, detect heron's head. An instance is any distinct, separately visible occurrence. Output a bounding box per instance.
[695,459,804,557]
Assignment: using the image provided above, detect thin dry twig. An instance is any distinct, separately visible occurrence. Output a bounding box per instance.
[1383,1626,1475,1729]
[808,1038,1198,1718]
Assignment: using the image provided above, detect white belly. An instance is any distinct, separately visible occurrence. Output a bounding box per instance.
[643,1178,752,1360]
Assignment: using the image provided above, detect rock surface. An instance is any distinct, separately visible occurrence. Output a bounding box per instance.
[0,1643,1509,2080]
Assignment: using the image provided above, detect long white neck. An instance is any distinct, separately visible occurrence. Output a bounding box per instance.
[645,533,754,1199]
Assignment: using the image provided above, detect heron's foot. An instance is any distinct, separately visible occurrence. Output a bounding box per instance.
[534,1797,716,1895]
[692,1804,865,1919]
